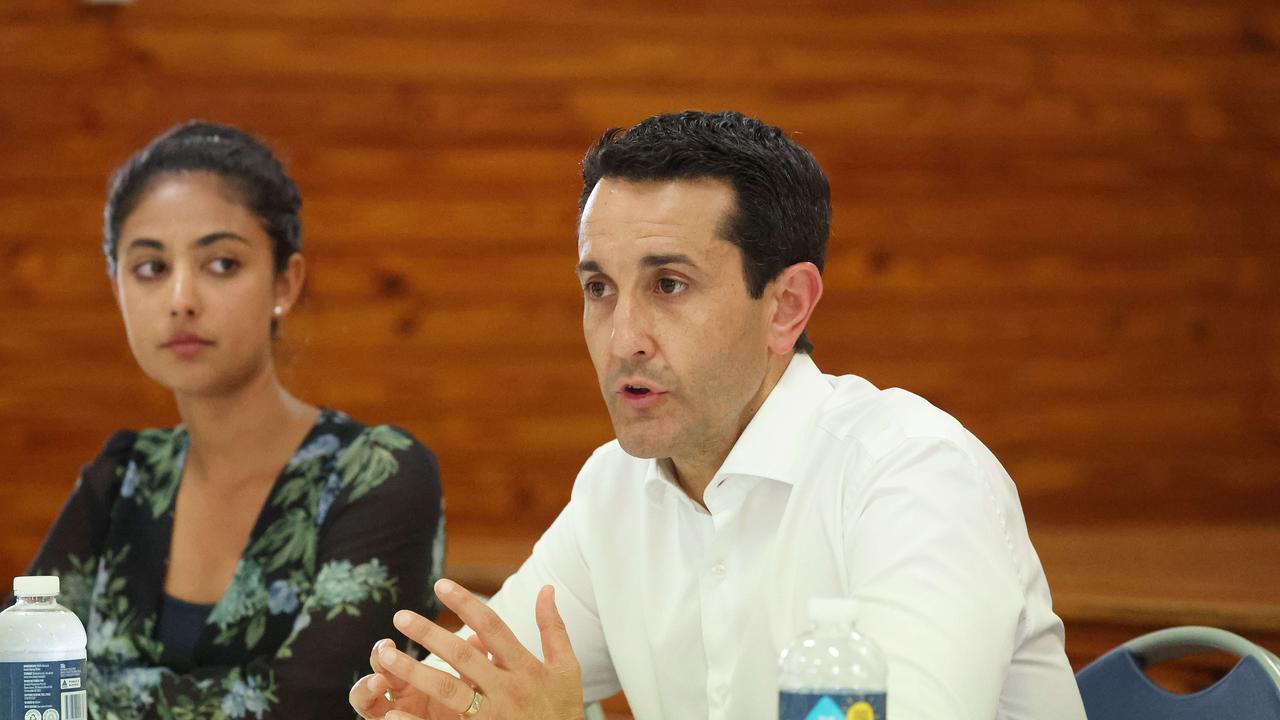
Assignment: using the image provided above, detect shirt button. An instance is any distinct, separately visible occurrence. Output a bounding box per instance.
[710,562,727,577]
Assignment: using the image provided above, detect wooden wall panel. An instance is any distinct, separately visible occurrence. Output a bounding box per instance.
[1,0,1278,678]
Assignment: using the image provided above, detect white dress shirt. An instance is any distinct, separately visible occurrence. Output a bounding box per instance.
[437,353,1086,719]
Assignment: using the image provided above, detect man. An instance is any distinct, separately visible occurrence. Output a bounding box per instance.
[350,111,1087,719]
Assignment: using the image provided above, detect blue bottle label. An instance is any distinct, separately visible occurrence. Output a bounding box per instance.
[779,690,886,720]
[1,660,87,720]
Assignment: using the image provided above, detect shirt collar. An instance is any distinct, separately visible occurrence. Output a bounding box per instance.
[641,352,833,496]
[716,352,832,485]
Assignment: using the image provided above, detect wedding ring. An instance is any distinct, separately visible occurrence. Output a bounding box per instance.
[461,689,484,717]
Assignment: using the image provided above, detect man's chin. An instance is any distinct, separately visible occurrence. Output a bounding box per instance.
[613,427,675,460]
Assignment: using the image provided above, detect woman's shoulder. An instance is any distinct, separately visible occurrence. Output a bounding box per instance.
[320,410,434,456]
[86,426,186,468]
[98,428,142,459]
[77,425,182,493]
[320,410,439,495]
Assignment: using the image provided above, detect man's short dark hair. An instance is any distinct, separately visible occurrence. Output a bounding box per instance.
[579,110,830,354]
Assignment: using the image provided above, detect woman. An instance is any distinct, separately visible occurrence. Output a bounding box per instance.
[22,121,444,719]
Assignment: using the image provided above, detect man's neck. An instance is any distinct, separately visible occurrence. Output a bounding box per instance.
[670,352,794,508]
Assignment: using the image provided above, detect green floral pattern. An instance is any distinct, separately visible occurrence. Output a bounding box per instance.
[24,410,443,720]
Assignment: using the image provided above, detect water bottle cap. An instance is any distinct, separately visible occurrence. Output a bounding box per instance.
[808,597,858,626]
[13,576,60,597]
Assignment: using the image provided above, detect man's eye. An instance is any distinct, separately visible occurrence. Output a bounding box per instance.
[133,260,166,279]
[209,258,240,274]
[584,281,608,299]
[657,277,687,295]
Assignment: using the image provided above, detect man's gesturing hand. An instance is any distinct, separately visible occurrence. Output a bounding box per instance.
[350,578,584,720]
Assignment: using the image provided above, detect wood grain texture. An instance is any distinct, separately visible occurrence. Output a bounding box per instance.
[1,0,1277,685]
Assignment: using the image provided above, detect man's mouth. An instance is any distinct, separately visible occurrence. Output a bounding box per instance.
[615,378,668,406]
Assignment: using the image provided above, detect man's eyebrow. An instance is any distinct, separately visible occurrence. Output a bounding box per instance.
[576,259,603,274]
[641,253,696,268]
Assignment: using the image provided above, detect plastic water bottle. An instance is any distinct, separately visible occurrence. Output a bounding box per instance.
[779,598,887,720]
[0,576,88,720]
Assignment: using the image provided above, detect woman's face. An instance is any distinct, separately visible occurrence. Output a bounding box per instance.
[113,171,302,397]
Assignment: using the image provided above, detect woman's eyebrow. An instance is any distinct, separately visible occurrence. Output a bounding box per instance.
[195,232,250,247]
[125,238,165,252]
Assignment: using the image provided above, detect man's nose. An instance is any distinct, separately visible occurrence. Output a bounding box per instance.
[609,294,656,360]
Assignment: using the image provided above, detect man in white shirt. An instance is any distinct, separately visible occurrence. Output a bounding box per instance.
[349,111,1087,719]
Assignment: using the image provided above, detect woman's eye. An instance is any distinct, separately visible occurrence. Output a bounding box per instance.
[209,257,240,274]
[584,281,609,299]
[657,277,688,295]
[133,259,166,279]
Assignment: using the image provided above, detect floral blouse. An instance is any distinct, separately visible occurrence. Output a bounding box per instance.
[21,409,444,720]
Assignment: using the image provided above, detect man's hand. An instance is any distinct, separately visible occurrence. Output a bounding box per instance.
[349,578,584,720]
[349,637,447,720]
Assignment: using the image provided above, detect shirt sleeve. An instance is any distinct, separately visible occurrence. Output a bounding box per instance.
[100,430,445,720]
[17,431,136,616]
[426,454,620,703]
[843,436,1026,720]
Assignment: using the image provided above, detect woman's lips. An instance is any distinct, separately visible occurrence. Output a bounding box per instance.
[161,334,214,359]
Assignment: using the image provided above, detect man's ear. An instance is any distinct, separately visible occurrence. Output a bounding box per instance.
[765,262,823,355]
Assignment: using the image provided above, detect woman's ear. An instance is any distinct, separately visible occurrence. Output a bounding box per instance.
[273,253,307,316]
[765,262,823,355]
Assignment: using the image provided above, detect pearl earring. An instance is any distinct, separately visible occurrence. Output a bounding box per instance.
[273,305,284,317]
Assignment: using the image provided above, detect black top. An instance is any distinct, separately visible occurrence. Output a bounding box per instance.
[158,593,215,673]
[16,408,444,720]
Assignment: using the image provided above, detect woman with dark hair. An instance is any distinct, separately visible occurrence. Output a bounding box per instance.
[22,121,444,719]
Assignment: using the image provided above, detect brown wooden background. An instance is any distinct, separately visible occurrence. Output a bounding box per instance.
[2,0,1278,694]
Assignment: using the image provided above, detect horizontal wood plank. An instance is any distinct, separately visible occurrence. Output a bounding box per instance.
[1,2,1277,675]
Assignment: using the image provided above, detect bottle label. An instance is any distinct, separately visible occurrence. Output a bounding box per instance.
[779,691,886,720]
[1,660,87,720]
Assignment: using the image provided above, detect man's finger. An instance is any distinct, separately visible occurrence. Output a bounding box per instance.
[467,632,490,660]
[535,584,578,668]
[349,673,393,719]
[375,645,484,715]
[431,578,536,671]
[370,638,411,693]
[387,613,500,693]
[384,712,427,720]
